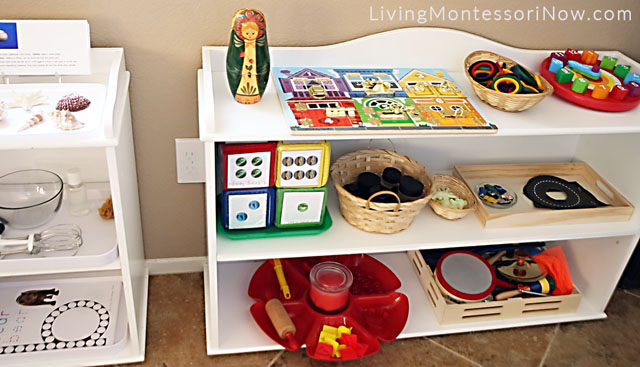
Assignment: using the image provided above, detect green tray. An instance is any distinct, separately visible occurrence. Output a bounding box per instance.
[218,208,333,240]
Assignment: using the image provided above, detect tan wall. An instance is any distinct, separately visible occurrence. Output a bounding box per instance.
[4,0,639,258]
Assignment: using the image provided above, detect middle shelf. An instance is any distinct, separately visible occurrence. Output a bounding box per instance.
[215,185,640,262]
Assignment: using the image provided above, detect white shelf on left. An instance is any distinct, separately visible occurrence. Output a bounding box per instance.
[0,182,118,276]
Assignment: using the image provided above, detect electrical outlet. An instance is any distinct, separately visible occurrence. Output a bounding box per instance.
[176,138,205,183]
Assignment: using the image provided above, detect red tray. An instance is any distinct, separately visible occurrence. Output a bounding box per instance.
[248,255,409,361]
[539,57,640,112]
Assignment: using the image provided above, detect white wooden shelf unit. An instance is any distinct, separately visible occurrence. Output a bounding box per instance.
[0,49,148,366]
[199,28,640,355]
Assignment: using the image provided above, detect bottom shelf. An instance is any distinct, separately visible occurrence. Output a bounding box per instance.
[0,271,148,366]
[205,252,607,355]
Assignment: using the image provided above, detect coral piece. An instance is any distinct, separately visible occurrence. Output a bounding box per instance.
[7,91,48,112]
[18,113,44,131]
[50,110,85,131]
[56,93,91,112]
[99,196,114,219]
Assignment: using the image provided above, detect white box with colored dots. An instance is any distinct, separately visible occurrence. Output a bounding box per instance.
[221,142,276,190]
[275,187,327,228]
[221,187,276,230]
[275,141,330,188]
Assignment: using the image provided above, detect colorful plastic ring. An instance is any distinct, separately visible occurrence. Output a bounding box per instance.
[492,75,521,94]
[534,74,544,90]
[469,60,499,83]
[522,83,540,94]
[472,70,496,83]
[510,64,537,86]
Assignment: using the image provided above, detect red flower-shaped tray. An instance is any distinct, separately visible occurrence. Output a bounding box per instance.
[539,57,640,112]
[248,255,409,361]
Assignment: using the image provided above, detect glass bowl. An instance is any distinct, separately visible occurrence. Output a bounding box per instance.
[0,169,64,229]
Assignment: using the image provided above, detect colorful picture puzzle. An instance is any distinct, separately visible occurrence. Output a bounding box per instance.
[273,67,496,135]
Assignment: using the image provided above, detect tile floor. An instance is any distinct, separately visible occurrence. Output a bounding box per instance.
[123,273,640,367]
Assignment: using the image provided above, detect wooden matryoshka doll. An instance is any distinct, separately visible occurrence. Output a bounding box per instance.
[226,9,270,104]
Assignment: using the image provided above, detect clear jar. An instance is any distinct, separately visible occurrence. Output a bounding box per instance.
[309,261,353,312]
[66,169,90,216]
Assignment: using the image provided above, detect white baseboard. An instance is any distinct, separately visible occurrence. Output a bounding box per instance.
[145,256,207,275]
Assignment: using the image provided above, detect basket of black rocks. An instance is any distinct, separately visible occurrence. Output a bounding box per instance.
[330,149,432,234]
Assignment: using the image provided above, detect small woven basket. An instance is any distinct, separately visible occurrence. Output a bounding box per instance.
[330,149,432,234]
[464,50,554,112]
[428,174,477,220]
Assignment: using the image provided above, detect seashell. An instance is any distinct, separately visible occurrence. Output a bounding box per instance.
[56,94,91,112]
[50,110,85,131]
[0,101,6,121]
[0,30,8,42]
[18,113,44,131]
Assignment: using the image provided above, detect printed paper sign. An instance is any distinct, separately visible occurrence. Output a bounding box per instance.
[0,20,91,75]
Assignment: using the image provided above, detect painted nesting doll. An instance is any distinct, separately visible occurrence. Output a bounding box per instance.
[226,9,270,104]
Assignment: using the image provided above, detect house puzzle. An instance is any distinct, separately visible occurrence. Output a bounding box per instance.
[274,67,497,134]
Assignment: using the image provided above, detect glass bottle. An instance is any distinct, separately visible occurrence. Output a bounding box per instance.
[66,168,90,216]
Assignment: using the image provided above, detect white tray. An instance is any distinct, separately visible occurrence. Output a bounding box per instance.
[0,275,127,357]
[0,84,106,136]
[0,184,118,276]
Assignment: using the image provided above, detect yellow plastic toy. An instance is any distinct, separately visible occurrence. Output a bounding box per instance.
[317,324,353,358]
[275,141,330,188]
[272,259,291,299]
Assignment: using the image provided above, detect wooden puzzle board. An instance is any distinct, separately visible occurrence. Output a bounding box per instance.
[273,67,497,135]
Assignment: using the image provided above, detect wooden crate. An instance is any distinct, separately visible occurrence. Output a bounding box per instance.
[453,162,634,228]
[407,251,582,324]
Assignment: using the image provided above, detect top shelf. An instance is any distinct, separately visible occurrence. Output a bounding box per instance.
[0,49,129,150]
[199,28,640,142]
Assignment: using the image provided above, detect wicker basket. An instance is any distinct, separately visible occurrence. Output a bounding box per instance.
[330,149,432,234]
[428,174,477,220]
[464,50,554,112]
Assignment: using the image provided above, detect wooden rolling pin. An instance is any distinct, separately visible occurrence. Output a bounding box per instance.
[265,299,299,350]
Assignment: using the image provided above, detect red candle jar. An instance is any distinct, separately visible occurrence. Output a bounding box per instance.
[309,262,353,312]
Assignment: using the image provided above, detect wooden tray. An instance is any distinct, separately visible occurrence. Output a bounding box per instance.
[407,251,582,324]
[453,162,634,228]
